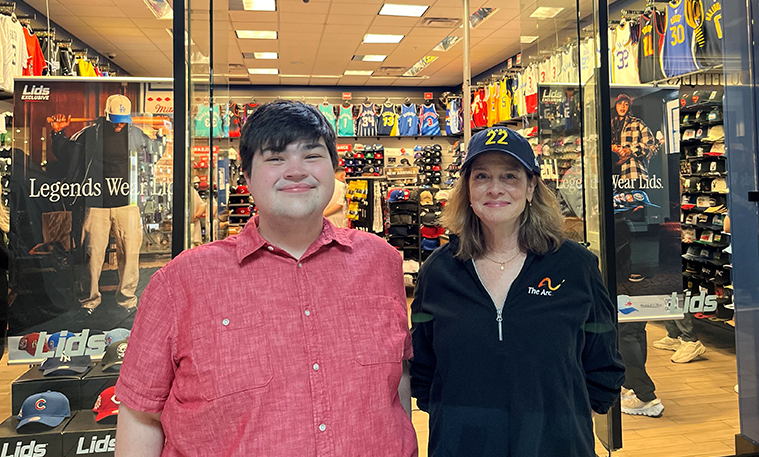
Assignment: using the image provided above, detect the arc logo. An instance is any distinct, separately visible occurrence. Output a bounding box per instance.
[528,277,565,296]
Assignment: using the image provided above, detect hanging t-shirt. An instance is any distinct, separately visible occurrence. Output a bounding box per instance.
[22,27,46,76]
[0,15,28,91]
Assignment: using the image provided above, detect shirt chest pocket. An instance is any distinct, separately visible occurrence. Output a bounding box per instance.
[191,311,273,400]
[346,299,407,366]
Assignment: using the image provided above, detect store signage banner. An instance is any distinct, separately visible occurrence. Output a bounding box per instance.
[8,79,174,362]
[609,87,683,322]
[143,89,174,114]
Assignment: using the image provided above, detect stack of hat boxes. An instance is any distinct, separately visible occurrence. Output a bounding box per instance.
[0,330,130,456]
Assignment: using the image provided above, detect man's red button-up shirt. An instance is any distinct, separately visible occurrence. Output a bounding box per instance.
[115,218,417,456]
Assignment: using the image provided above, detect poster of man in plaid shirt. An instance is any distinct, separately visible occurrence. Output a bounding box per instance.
[611,93,658,180]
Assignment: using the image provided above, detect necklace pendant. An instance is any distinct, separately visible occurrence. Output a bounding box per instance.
[500,263,505,271]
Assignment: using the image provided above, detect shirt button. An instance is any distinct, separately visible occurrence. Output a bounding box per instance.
[298,262,303,268]
[304,310,311,316]
[318,423,326,432]
[267,246,274,251]
[222,319,229,326]
[313,363,320,371]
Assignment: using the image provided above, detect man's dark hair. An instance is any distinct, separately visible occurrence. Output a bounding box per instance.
[239,100,338,176]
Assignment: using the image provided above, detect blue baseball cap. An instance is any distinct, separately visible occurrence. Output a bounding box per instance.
[105,328,131,346]
[421,238,440,251]
[46,331,75,351]
[462,127,540,174]
[17,391,71,430]
[40,354,92,376]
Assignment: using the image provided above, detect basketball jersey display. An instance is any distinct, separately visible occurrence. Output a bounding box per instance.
[487,82,499,127]
[398,104,420,136]
[420,103,441,136]
[377,104,397,136]
[638,11,667,83]
[498,79,511,121]
[693,0,723,68]
[446,99,461,135]
[580,38,594,83]
[337,104,355,137]
[194,105,223,138]
[549,53,561,83]
[228,102,242,138]
[318,103,337,132]
[538,59,550,84]
[525,66,538,114]
[612,22,641,84]
[662,0,698,77]
[243,102,259,124]
[356,103,377,136]
[472,89,488,128]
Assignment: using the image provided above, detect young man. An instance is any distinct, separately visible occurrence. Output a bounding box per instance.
[114,101,416,456]
[323,166,347,228]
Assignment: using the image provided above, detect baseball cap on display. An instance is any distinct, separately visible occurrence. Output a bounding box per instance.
[684,213,698,225]
[699,230,715,243]
[421,226,445,238]
[420,210,440,226]
[684,261,699,274]
[705,142,725,156]
[711,177,728,193]
[41,354,92,377]
[461,127,540,174]
[683,246,701,260]
[46,332,75,352]
[682,129,696,141]
[704,125,724,142]
[693,128,707,141]
[419,191,434,206]
[711,214,726,227]
[711,268,731,285]
[696,195,717,208]
[681,113,693,127]
[93,386,121,422]
[435,190,450,201]
[18,333,50,357]
[630,190,660,208]
[105,328,131,347]
[102,339,129,372]
[104,95,132,124]
[682,228,697,243]
[682,195,697,210]
[17,391,71,431]
[421,238,440,251]
[697,213,710,224]
[707,108,723,123]
[388,189,410,202]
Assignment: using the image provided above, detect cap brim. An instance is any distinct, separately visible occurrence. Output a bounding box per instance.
[463,149,539,174]
[17,414,67,431]
[107,114,132,124]
[102,361,123,372]
[42,365,89,376]
[95,409,119,422]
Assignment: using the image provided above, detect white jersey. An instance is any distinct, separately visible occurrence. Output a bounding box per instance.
[538,59,550,85]
[612,22,640,84]
[580,38,594,83]
[516,70,527,116]
[562,46,576,83]
[550,53,561,83]
[0,16,26,91]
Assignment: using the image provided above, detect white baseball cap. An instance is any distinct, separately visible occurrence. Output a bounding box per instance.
[104,94,132,124]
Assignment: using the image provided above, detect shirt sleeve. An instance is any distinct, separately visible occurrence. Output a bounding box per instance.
[582,254,626,414]
[409,260,436,413]
[391,249,413,361]
[115,268,178,413]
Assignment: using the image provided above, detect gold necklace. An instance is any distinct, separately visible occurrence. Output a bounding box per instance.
[481,250,521,271]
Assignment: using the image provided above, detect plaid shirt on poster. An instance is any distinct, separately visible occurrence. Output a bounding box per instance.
[616,115,656,180]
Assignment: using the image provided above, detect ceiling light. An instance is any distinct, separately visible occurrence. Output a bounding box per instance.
[521,35,539,44]
[378,4,428,17]
[280,74,343,78]
[363,34,404,44]
[344,70,374,76]
[236,30,277,39]
[248,68,278,74]
[403,55,437,77]
[529,7,564,18]
[310,75,342,78]
[144,0,173,19]
[280,74,310,77]
[362,55,387,62]
[242,0,276,11]
[468,7,498,28]
[370,76,398,79]
[433,36,461,52]
[254,52,278,59]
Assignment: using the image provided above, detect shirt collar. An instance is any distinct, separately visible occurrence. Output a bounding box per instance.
[236,216,353,264]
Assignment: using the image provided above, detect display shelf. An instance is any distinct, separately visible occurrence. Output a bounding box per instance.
[229,193,250,197]
[228,203,250,207]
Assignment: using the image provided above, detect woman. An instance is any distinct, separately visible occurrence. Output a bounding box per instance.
[410,126,625,457]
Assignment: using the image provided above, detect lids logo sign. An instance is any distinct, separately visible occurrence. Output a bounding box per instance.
[21,85,50,101]
[1,440,47,457]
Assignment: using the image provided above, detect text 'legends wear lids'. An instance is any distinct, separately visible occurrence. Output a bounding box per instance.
[93,386,121,422]
[462,127,540,174]
[104,94,133,124]
[40,354,92,376]
[17,391,71,431]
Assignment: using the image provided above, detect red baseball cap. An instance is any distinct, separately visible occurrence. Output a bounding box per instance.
[18,333,49,357]
[93,386,120,422]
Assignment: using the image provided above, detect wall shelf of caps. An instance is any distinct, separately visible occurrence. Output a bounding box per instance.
[679,87,733,327]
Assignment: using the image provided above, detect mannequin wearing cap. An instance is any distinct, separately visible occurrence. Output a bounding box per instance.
[410,126,624,456]
[48,93,149,320]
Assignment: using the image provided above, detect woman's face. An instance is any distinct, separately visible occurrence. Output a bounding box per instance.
[468,152,536,231]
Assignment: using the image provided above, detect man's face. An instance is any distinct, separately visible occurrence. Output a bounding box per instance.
[111,122,127,133]
[615,100,629,117]
[246,138,335,221]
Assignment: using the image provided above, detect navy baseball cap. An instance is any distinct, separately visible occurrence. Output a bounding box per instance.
[462,127,540,174]
[40,354,92,376]
[17,391,71,431]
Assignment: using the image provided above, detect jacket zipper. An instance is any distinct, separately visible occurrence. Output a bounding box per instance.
[496,308,503,341]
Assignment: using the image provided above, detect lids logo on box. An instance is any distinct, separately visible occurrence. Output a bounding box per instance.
[21,85,50,102]
[32,330,106,360]
[1,440,47,457]
[76,435,115,454]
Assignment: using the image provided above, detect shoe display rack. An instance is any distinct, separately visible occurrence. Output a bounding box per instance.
[679,87,734,326]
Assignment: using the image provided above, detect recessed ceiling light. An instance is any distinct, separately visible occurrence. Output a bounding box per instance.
[378,4,428,17]
[520,35,539,44]
[344,70,374,76]
[362,55,387,62]
[403,55,437,77]
[145,0,173,19]
[280,74,310,77]
[530,7,564,18]
[242,0,276,11]
[468,7,498,28]
[433,36,461,52]
[310,75,342,78]
[254,52,278,59]
[248,68,278,74]
[236,30,278,39]
[363,34,404,44]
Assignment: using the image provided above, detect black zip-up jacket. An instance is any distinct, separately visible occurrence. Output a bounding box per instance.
[410,237,625,457]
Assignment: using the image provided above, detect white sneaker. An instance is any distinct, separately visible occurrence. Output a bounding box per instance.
[621,387,636,402]
[621,397,664,417]
[671,340,706,363]
[653,336,682,351]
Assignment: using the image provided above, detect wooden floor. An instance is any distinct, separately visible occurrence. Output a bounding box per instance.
[412,322,740,457]
[0,320,738,457]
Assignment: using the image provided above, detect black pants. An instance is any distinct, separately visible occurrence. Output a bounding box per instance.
[618,322,656,402]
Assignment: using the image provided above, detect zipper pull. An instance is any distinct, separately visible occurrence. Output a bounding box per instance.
[496,309,503,341]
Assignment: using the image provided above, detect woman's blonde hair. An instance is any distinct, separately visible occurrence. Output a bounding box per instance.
[440,164,566,260]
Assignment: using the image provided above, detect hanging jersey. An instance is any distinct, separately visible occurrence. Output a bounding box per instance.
[638,12,666,83]
[398,104,420,136]
[487,82,499,126]
[22,28,46,76]
[498,79,511,121]
[516,71,527,117]
[356,103,377,136]
[228,103,242,138]
[525,66,538,114]
[243,102,259,125]
[219,107,230,138]
[377,104,397,135]
[337,105,355,137]
[549,54,561,83]
[538,59,550,85]
[693,0,723,68]
[420,104,441,136]
[472,89,488,128]
[612,22,641,84]
[194,105,222,138]
[446,99,460,135]
[318,103,337,132]
[662,0,698,77]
